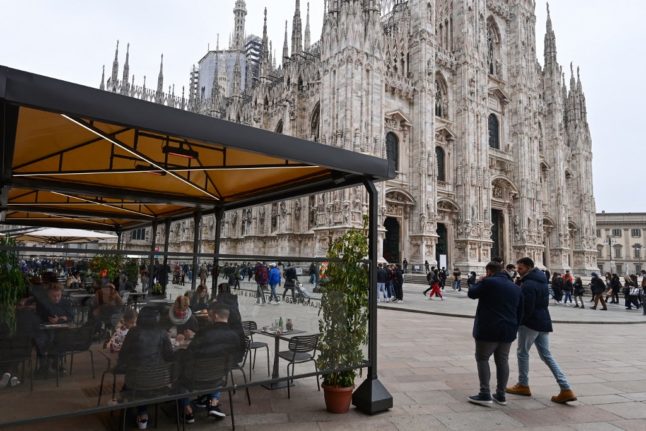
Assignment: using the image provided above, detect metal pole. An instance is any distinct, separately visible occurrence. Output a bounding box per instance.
[191,210,201,291]
[148,222,157,293]
[212,207,224,299]
[162,219,171,296]
[352,179,392,414]
[116,231,122,251]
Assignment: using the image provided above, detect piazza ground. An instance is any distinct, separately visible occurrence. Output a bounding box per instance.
[4,278,645,431]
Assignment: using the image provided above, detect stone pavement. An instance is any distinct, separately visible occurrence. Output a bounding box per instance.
[6,278,646,431]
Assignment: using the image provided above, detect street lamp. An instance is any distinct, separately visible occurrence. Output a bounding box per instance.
[633,243,642,274]
[608,235,616,275]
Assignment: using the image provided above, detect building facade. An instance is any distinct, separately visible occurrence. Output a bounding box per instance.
[596,212,646,276]
[102,0,597,274]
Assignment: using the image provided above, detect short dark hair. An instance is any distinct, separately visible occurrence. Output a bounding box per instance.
[209,301,230,318]
[485,261,503,273]
[516,257,535,268]
[492,256,504,264]
[505,264,516,270]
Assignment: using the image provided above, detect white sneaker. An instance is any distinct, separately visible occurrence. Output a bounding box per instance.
[137,417,148,430]
[9,376,20,387]
[0,373,10,388]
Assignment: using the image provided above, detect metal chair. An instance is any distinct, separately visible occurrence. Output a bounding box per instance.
[122,361,180,431]
[277,334,320,399]
[182,353,236,430]
[0,336,33,392]
[228,339,252,407]
[52,326,96,387]
[241,321,270,378]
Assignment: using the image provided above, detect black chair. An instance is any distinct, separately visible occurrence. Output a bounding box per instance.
[241,321,270,378]
[52,325,96,386]
[229,339,252,406]
[277,334,320,399]
[122,362,180,431]
[182,354,235,430]
[0,336,33,392]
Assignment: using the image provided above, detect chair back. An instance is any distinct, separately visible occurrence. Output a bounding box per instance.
[183,353,230,392]
[241,320,257,338]
[125,361,175,394]
[288,334,319,354]
[54,326,94,352]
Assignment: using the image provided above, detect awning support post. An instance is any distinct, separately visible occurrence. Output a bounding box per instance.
[162,219,171,294]
[148,222,157,293]
[211,207,224,299]
[352,179,393,414]
[191,210,201,291]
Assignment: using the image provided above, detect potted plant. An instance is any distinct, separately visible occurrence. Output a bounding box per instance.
[0,237,27,334]
[316,220,369,413]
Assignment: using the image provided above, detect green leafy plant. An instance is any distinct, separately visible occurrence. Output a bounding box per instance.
[124,259,139,288]
[0,237,27,334]
[316,218,369,388]
[89,253,123,282]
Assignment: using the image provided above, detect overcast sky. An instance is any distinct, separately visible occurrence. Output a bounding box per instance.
[1,1,642,213]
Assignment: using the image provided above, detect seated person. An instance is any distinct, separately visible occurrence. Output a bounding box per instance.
[34,284,74,376]
[215,283,245,361]
[189,284,209,312]
[169,296,199,341]
[116,307,174,430]
[105,308,137,353]
[92,283,123,327]
[65,272,81,289]
[178,302,243,423]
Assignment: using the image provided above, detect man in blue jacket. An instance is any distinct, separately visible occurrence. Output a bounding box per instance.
[506,257,577,404]
[467,261,523,406]
[268,264,282,304]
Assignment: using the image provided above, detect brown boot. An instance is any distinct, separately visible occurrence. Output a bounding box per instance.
[551,389,577,404]
[505,384,532,396]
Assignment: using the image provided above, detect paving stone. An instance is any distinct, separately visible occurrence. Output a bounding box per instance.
[434,410,524,431]
[570,423,624,431]
[577,395,631,405]
[598,402,646,419]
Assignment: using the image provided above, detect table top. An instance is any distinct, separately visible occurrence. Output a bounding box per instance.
[256,328,306,340]
[40,323,75,330]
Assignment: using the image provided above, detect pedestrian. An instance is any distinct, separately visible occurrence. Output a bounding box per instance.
[424,260,430,273]
[467,271,477,289]
[452,267,462,291]
[551,273,563,304]
[624,275,641,310]
[467,261,523,406]
[423,269,443,300]
[505,264,518,281]
[376,264,388,302]
[402,258,408,274]
[393,264,404,303]
[562,274,573,305]
[268,263,281,304]
[573,276,585,308]
[608,274,621,304]
[506,257,577,404]
[439,267,448,290]
[589,272,608,310]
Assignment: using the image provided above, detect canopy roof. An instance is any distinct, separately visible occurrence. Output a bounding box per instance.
[0,66,394,231]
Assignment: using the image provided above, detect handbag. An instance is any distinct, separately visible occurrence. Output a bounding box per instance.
[630,287,641,297]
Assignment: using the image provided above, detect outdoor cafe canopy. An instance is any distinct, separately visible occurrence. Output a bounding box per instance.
[0,66,394,232]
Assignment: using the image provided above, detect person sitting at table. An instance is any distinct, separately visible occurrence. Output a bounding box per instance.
[215,283,245,361]
[169,296,199,340]
[116,307,174,430]
[34,284,74,376]
[190,284,210,312]
[92,283,123,330]
[105,308,137,353]
[178,302,243,423]
[65,271,82,289]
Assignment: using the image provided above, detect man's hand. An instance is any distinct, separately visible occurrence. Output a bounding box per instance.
[48,316,58,324]
[58,315,68,322]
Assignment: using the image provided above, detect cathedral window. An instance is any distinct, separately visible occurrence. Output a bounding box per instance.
[487,18,501,77]
[271,203,278,232]
[311,103,320,142]
[435,74,448,119]
[308,195,316,229]
[386,132,399,171]
[436,146,446,182]
[488,114,500,149]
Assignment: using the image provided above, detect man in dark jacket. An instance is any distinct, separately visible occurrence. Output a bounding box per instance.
[507,257,577,404]
[590,272,608,310]
[179,302,244,422]
[467,261,523,406]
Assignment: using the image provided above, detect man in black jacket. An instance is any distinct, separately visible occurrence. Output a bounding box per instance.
[506,257,577,404]
[590,272,608,310]
[467,261,523,406]
[179,302,244,422]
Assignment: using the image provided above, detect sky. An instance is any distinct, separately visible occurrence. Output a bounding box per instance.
[0,0,643,213]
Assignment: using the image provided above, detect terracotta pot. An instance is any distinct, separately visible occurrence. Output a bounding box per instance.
[322,384,354,414]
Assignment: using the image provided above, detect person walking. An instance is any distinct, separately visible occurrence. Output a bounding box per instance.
[268,264,281,304]
[452,267,462,291]
[467,261,523,406]
[624,274,641,310]
[393,264,404,303]
[573,276,585,308]
[376,264,388,302]
[562,274,573,305]
[608,273,621,304]
[589,272,608,310]
[506,257,577,404]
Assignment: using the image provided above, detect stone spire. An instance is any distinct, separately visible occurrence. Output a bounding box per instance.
[283,20,289,59]
[261,7,269,75]
[111,40,119,92]
[269,40,274,69]
[232,0,247,51]
[121,43,130,94]
[291,0,303,55]
[304,2,311,51]
[232,54,242,96]
[156,54,164,103]
[544,3,557,70]
[216,34,220,51]
[100,65,105,91]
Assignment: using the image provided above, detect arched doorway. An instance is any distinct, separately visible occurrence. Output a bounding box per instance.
[436,223,448,269]
[383,217,400,264]
[491,209,504,261]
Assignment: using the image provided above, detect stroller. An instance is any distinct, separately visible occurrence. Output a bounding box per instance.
[294,280,311,304]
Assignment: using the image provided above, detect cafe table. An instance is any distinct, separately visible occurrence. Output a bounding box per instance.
[256,328,305,390]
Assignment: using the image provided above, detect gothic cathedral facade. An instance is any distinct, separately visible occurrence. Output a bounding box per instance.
[103,0,597,274]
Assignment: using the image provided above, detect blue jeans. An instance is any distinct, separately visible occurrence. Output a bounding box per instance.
[516,325,570,390]
[453,280,461,291]
[269,283,279,301]
[377,283,386,301]
[179,391,220,409]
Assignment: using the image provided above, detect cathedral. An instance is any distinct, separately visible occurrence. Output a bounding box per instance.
[102,0,597,274]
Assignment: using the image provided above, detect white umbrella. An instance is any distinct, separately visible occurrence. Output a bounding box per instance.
[11,227,117,245]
